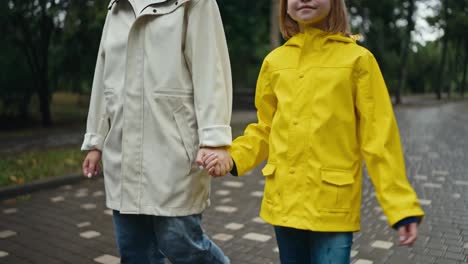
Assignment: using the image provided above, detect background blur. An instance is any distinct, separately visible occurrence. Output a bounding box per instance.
[0,0,467,190]
[0,1,468,263]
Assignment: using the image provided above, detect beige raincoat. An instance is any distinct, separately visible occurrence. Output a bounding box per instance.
[81,0,232,216]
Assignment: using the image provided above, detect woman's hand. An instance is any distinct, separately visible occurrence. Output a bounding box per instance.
[82,150,102,178]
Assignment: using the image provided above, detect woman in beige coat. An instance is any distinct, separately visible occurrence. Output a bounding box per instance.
[81,0,232,263]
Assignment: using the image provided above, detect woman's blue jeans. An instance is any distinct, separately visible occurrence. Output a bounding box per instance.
[112,210,230,264]
[274,226,353,264]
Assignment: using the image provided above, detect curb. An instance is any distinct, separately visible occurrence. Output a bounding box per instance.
[0,173,98,200]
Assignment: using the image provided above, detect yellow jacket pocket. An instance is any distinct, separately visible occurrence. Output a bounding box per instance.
[319,168,355,212]
[262,164,276,177]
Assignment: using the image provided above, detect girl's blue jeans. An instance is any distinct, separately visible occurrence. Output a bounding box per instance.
[274,226,353,264]
[112,210,230,264]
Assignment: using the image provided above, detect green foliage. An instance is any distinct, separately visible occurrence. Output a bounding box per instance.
[1,0,468,124]
[51,0,108,95]
[218,0,271,91]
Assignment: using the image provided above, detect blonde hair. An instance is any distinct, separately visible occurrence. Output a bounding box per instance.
[279,0,351,39]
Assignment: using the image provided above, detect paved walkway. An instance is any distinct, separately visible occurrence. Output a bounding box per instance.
[1,101,468,264]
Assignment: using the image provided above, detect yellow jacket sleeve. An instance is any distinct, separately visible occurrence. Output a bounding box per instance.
[229,60,277,176]
[355,51,424,226]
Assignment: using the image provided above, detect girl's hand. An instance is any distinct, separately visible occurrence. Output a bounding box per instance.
[200,151,233,177]
[82,150,102,178]
[398,222,418,246]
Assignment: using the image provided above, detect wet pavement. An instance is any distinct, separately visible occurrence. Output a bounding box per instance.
[0,101,467,264]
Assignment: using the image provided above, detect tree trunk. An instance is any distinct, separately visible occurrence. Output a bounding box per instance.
[38,77,52,127]
[395,0,415,105]
[19,92,33,120]
[38,2,53,127]
[435,0,449,100]
[461,40,468,97]
[270,0,280,50]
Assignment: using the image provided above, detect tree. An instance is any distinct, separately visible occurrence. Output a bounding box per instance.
[4,0,70,126]
[270,0,281,50]
[395,0,416,104]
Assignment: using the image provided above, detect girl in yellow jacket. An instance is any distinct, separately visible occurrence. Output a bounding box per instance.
[200,0,425,263]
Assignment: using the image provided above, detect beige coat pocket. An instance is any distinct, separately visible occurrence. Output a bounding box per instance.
[173,104,196,163]
[319,168,355,212]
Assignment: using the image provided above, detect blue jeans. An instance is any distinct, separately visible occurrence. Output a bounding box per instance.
[274,226,353,264]
[112,210,230,264]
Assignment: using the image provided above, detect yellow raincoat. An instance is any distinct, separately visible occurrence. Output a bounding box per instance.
[229,27,424,231]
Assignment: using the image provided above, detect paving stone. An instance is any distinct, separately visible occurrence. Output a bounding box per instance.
[454,180,468,186]
[419,199,432,206]
[50,196,65,202]
[75,192,88,198]
[252,217,266,224]
[423,182,443,188]
[350,250,358,258]
[222,181,244,188]
[446,246,463,254]
[94,254,120,264]
[3,208,17,214]
[80,230,101,239]
[433,259,459,264]
[104,209,113,216]
[93,191,105,197]
[220,198,233,203]
[432,170,449,176]
[444,252,465,261]
[80,203,97,210]
[243,233,272,242]
[76,222,91,228]
[215,190,231,196]
[225,223,244,230]
[413,254,437,264]
[0,230,17,239]
[371,240,393,249]
[212,233,234,242]
[250,191,263,197]
[426,249,445,257]
[373,207,383,212]
[354,259,373,264]
[215,206,237,213]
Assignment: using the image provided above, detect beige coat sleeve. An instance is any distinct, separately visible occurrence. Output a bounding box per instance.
[81,15,110,151]
[184,0,233,147]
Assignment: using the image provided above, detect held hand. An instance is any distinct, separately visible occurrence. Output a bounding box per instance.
[195,147,233,177]
[398,222,418,246]
[203,152,233,177]
[82,150,102,178]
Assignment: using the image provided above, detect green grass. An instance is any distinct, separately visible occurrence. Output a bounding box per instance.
[0,147,85,188]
